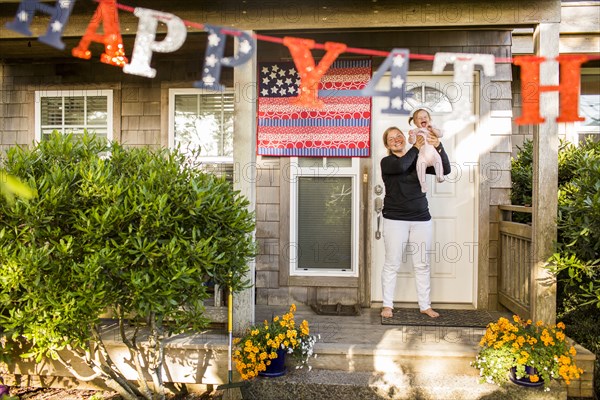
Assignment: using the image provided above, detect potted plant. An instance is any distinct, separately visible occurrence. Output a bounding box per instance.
[233,304,317,380]
[472,315,583,389]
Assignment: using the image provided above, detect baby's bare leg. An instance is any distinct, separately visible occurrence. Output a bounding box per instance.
[417,156,428,193]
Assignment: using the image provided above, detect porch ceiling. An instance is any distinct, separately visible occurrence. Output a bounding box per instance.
[0,0,559,59]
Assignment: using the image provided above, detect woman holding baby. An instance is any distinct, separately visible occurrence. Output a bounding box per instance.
[379,108,451,319]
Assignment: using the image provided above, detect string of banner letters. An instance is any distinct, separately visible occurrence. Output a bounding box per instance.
[5,0,600,127]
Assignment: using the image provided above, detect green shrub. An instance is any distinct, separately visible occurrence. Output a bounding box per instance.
[510,140,533,208]
[511,137,600,397]
[0,132,256,400]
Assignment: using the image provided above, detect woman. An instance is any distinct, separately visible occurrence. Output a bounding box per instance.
[380,118,451,319]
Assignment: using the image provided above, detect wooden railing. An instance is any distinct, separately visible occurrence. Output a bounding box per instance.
[497,205,533,319]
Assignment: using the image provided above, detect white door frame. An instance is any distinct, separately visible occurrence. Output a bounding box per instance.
[368,72,480,309]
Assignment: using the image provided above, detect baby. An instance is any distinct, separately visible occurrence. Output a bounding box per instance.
[408,108,445,193]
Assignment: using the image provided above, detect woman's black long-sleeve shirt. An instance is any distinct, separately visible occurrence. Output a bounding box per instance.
[380,144,451,221]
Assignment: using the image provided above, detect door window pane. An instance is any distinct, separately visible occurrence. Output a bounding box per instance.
[297,177,352,270]
[405,84,452,113]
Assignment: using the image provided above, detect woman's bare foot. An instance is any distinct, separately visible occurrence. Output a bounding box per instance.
[381,307,393,318]
[420,308,440,318]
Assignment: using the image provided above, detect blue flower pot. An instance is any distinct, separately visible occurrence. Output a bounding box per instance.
[509,366,544,387]
[259,348,287,377]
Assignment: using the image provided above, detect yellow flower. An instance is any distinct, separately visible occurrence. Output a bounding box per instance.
[474,316,583,389]
[559,355,571,365]
[233,304,315,380]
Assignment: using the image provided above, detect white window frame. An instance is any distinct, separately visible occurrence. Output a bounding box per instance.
[34,90,114,142]
[168,88,235,164]
[577,68,600,141]
[560,68,600,145]
[289,157,360,277]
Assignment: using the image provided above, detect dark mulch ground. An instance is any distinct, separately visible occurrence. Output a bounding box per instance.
[7,387,223,400]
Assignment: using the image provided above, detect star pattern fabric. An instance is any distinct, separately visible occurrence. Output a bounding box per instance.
[195,24,255,91]
[257,60,372,157]
[5,0,76,50]
[362,48,411,115]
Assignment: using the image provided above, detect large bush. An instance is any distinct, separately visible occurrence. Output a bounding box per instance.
[511,137,600,397]
[0,133,255,400]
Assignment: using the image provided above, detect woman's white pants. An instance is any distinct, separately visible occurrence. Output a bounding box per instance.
[381,218,433,311]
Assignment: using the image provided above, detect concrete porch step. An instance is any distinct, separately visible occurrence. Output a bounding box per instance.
[237,368,567,400]
[1,306,595,398]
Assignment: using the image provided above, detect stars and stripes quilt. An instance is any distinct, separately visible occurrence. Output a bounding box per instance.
[257,59,372,157]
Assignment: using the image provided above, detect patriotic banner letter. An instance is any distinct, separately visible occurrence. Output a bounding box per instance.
[432,52,496,130]
[5,0,77,50]
[71,0,128,67]
[194,25,255,91]
[514,55,588,125]
[123,8,187,78]
[283,37,347,109]
[361,48,411,115]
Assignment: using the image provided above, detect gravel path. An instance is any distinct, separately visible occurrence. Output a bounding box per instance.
[6,387,222,400]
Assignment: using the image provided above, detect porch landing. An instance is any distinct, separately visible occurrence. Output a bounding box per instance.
[245,305,592,399]
[1,305,595,399]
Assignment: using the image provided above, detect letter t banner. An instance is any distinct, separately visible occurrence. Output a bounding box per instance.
[514,55,588,125]
[5,0,77,50]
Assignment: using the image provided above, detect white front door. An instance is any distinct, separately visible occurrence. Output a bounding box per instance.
[370,73,478,306]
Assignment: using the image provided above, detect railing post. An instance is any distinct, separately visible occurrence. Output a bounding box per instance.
[232,31,257,335]
[531,22,559,325]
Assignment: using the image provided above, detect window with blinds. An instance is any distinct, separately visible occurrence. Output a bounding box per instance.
[290,158,359,277]
[35,90,112,140]
[170,89,235,180]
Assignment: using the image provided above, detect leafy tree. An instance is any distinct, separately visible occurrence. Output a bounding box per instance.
[0,133,255,400]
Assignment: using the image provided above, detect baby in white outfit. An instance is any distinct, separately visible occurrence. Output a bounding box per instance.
[408,109,445,193]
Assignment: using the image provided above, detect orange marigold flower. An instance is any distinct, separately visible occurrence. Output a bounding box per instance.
[557,321,566,330]
[559,355,571,365]
[529,374,540,383]
[569,346,577,356]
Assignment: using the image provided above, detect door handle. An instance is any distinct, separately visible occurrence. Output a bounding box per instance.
[374,197,383,239]
[375,197,383,213]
